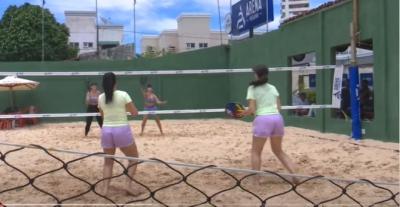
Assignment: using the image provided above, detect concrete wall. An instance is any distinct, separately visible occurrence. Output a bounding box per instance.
[99,25,124,44]
[65,12,97,55]
[79,44,135,60]
[142,14,229,54]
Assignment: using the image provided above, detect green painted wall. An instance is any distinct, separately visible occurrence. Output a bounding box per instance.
[228,0,398,142]
[0,0,397,141]
[0,47,230,120]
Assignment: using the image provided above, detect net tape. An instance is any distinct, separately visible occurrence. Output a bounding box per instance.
[0,65,335,77]
[0,105,334,119]
[0,143,398,206]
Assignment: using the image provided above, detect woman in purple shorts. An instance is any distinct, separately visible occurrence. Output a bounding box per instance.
[240,65,297,179]
[98,72,141,195]
[140,84,167,135]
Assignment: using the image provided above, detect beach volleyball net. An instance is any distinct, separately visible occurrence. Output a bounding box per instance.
[0,143,398,206]
[0,65,343,120]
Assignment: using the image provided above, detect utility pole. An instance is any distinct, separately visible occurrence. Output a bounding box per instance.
[134,0,136,57]
[350,0,359,65]
[349,0,361,140]
[41,0,45,62]
[266,0,269,33]
[229,0,232,41]
[96,0,99,57]
[217,0,223,45]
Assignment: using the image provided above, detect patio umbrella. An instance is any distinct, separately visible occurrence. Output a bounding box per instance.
[0,76,40,110]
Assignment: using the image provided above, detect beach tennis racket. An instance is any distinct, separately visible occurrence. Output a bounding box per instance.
[225,102,245,119]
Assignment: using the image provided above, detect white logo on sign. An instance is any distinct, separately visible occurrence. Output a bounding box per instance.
[246,0,263,18]
[237,6,246,29]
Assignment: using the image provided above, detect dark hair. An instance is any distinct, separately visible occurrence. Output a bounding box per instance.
[102,72,116,104]
[146,84,153,88]
[250,64,269,87]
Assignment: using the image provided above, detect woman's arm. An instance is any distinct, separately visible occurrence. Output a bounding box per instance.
[276,96,282,112]
[99,108,104,118]
[155,95,167,105]
[85,92,90,105]
[242,99,256,116]
[126,102,139,116]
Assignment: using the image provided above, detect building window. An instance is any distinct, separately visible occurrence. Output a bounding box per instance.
[199,43,208,48]
[83,42,93,48]
[146,46,155,54]
[186,43,195,49]
[69,42,79,49]
[168,46,176,53]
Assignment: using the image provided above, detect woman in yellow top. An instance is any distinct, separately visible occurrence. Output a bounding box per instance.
[240,65,297,180]
[98,72,141,195]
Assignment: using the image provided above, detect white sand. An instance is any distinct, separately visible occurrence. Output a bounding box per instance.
[0,119,398,206]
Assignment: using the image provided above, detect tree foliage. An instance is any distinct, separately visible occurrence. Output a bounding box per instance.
[0,3,78,61]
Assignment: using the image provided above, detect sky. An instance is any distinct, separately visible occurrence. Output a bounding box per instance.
[0,0,332,53]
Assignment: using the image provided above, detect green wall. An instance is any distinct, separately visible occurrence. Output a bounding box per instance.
[0,47,230,120]
[228,0,398,141]
[0,0,397,141]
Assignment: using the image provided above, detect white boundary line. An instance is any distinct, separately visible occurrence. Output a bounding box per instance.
[0,65,335,77]
[0,142,398,187]
[0,105,335,119]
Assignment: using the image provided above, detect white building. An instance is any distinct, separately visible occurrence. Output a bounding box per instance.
[141,13,229,55]
[281,0,310,21]
[65,11,124,55]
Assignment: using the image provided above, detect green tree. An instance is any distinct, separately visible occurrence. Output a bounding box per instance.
[0,3,78,61]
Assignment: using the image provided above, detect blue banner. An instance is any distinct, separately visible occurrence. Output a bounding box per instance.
[231,0,274,35]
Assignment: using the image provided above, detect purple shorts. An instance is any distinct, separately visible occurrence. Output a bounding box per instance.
[253,114,285,138]
[144,106,158,117]
[144,106,158,111]
[101,125,134,149]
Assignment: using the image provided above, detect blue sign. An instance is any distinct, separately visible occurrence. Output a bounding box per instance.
[231,0,274,35]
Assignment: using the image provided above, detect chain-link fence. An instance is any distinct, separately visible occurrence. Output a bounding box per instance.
[0,143,398,206]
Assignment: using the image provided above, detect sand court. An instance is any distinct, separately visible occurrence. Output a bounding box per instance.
[0,119,398,206]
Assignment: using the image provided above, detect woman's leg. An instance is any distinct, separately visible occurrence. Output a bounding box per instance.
[270,136,298,184]
[119,143,141,195]
[155,116,164,135]
[140,115,148,135]
[102,147,116,195]
[251,137,267,171]
[85,107,93,136]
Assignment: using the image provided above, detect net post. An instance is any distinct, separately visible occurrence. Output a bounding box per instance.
[349,65,362,140]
